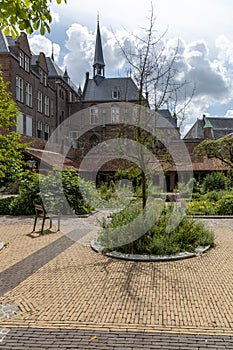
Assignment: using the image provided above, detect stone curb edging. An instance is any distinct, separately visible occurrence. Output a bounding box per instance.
[91,239,210,262]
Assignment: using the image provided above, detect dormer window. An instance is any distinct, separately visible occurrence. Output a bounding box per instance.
[112,88,120,100]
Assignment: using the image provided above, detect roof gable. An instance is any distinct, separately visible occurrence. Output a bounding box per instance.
[33,52,48,73]
[16,32,31,57]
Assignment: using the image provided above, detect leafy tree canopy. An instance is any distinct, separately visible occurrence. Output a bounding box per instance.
[0,0,66,37]
[194,136,233,168]
[0,69,27,185]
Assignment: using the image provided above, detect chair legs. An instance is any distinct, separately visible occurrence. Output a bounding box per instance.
[57,215,60,231]
[32,215,60,234]
[33,203,61,234]
[32,216,38,232]
[41,217,46,234]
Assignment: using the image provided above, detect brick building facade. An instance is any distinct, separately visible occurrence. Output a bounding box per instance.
[0,31,80,148]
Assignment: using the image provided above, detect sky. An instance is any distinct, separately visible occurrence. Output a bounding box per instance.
[28,0,233,136]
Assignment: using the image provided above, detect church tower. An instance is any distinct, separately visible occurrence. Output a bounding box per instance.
[93,16,105,85]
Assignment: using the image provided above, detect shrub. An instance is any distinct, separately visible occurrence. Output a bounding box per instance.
[0,168,95,215]
[202,172,230,192]
[188,199,217,215]
[202,190,229,202]
[0,196,15,215]
[98,204,215,255]
[216,194,233,215]
[8,171,41,215]
[61,168,95,215]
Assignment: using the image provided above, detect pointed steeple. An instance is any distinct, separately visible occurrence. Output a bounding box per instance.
[63,66,70,83]
[51,42,54,61]
[93,15,105,82]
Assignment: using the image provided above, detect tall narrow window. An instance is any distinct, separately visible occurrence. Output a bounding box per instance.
[24,56,30,72]
[37,121,43,138]
[16,76,23,102]
[26,115,32,136]
[37,91,43,113]
[50,100,54,117]
[44,95,50,116]
[25,83,32,107]
[44,124,49,140]
[16,113,24,133]
[111,106,120,123]
[19,51,24,68]
[39,69,43,83]
[43,74,47,86]
[90,107,98,124]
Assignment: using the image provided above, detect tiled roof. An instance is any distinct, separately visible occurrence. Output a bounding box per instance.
[45,57,78,93]
[45,56,63,77]
[26,148,78,169]
[184,117,233,140]
[76,154,228,173]
[0,31,9,52]
[83,77,140,102]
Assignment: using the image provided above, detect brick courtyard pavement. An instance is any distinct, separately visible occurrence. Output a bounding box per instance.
[0,213,232,349]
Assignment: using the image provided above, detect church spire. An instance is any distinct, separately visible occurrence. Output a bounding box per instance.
[93,15,105,81]
[51,42,54,61]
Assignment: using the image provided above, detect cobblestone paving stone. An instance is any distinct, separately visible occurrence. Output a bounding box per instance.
[0,215,232,349]
[0,328,232,349]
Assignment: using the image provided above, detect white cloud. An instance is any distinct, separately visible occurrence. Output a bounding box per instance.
[42,0,233,136]
[224,110,233,117]
[182,40,232,101]
[216,35,233,66]
[50,9,60,24]
[29,35,60,62]
[60,21,233,133]
[63,24,127,85]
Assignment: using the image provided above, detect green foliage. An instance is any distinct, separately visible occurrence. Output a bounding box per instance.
[216,194,233,215]
[195,136,233,168]
[0,69,27,186]
[202,172,230,192]
[0,196,15,215]
[98,204,214,255]
[61,168,95,215]
[7,170,40,215]
[0,168,95,215]
[176,178,194,196]
[0,0,67,37]
[188,199,217,215]
[97,181,117,202]
[116,166,142,193]
[202,190,229,202]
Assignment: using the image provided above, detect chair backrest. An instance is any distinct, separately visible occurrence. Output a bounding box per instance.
[34,203,46,215]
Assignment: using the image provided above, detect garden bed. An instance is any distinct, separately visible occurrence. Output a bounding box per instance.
[91,239,211,261]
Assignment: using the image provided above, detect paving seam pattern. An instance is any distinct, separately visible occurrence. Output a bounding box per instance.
[0,328,232,349]
[0,216,232,349]
[0,235,75,296]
